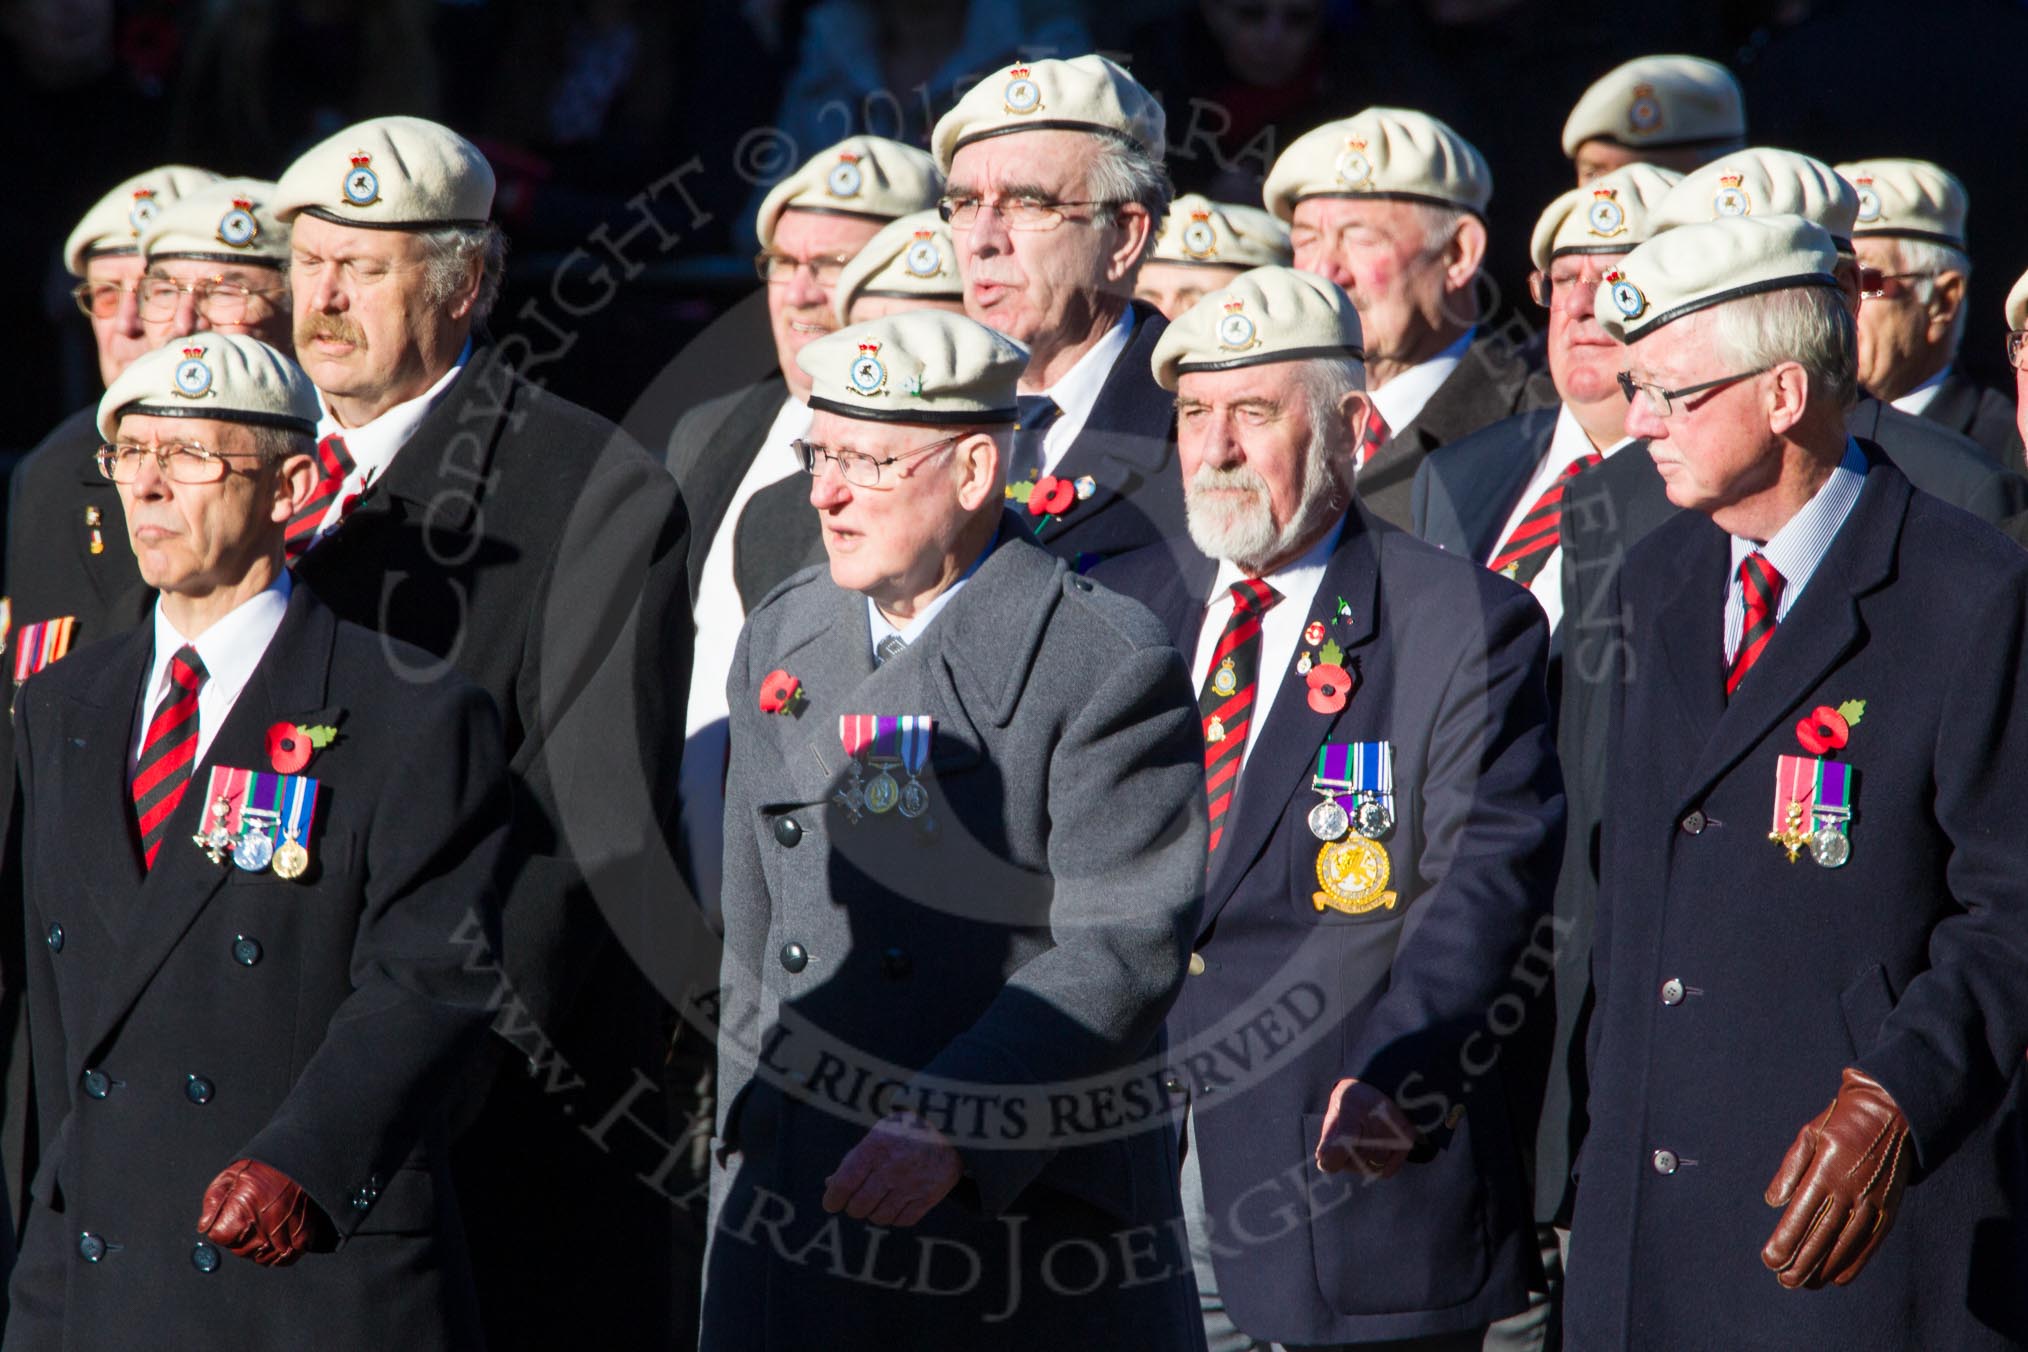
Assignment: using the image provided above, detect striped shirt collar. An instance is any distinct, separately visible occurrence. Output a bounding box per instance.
[1728,438,1867,624]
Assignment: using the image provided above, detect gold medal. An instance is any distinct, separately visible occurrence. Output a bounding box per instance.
[272,837,310,880]
[1313,835,1397,915]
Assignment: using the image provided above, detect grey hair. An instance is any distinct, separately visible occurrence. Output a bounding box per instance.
[1293,357,1366,505]
[419,222,507,321]
[1713,284,1859,411]
[249,423,316,465]
[1082,136,1173,276]
[1410,203,1469,258]
[1886,236,1972,351]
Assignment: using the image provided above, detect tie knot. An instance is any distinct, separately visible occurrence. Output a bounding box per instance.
[1562,452,1604,479]
[1229,578,1282,616]
[169,645,207,690]
[1740,553,1785,602]
[1015,395,1060,430]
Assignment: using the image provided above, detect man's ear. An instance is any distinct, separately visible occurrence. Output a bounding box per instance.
[1104,203,1157,286]
[1765,361,1812,438]
[1926,270,1967,343]
[273,451,320,526]
[1443,216,1488,294]
[953,430,1003,512]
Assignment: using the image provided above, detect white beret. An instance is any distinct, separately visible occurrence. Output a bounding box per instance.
[64,165,221,275]
[272,115,494,229]
[798,310,1029,425]
[1654,148,1860,251]
[2006,270,2028,332]
[1561,55,1746,156]
[141,178,288,267]
[1151,265,1364,391]
[1594,214,1842,344]
[1529,163,1683,271]
[932,55,1165,172]
[1834,158,1968,247]
[832,210,963,322]
[756,136,941,250]
[1264,108,1492,223]
[1151,195,1292,269]
[98,332,321,442]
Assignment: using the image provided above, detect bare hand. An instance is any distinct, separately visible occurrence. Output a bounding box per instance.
[822,1112,962,1227]
[1315,1078,1419,1179]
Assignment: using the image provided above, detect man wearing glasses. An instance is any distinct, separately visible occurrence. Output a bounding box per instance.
[137,178,292,352]
[7,330,507,1350]
[1835,158,2020,464]
[707,306,1206,1348]
[1564,211,2028,1351]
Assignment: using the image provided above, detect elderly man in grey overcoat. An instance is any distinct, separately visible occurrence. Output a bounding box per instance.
[704,308,1210,1350]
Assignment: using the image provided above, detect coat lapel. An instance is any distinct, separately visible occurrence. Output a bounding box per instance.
[1640,520,1731,797]
[80,587,337,1061]
[47,624,155,928]
[1034,304,1175,547]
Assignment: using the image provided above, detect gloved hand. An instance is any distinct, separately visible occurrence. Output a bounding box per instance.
[1762,1067,1911,1289]
[198,1158,328,1267]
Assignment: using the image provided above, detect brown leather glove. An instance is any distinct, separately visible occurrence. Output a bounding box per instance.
[1762,1067,1911,1289]
[198,1159,329,1267]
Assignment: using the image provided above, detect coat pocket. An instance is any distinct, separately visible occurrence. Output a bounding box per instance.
[1838,962,1896,1061]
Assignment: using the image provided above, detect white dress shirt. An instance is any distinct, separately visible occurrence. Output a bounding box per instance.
[1189,520,1343,775]
[1487,404,1633,631]
[1369,327,1472,437]
[1030,306,1134,478]
[131,571,292,778]
[1723,440,1866,663]
[308,338,473,540]
[1888,368,1947,418]
[679,390,813,922]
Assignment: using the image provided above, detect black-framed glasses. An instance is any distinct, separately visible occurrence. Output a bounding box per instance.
[96,441,262,484]
[137,275,287,323]
[937,195,1121,231]
[1858,269,1936,301]
[2007,331,2028,372]
[792,434,962,487]
[754,252,855,286]
[71,279,142,319]
[1617,366,1771,417]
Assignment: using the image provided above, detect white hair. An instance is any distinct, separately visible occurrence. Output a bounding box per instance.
[1713,285,1859,410]
[1082,136,1173,279]
[1885,236,1972,352]
[419,222,508,321]
[1183,358,1359,570]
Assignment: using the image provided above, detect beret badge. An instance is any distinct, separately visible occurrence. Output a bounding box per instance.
[343,152,381,207]
[1181,209,1218,260]
[1587,187,1627,238]
[1003,66,1043,116]
[1215,298,1259,353]
[173,345,216,399]
[1627,83,1663,136]
[827,152,864,200]
[848,341,889,397]
[216,198,261,249]
[1604,269,1646,320]
[129,188,160,233]
[1334,136,1374,190]
[903,231,944,278]
[1712,172,1751,219]
[1853,176,1882,224]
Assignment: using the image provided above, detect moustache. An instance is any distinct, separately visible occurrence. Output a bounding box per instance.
[297,314,366,350]
[1189,463,1268,495]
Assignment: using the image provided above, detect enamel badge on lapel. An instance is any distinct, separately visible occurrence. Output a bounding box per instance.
[193,766,321,878]
[1768,700,1862,867]
[837,715,936,822]
[86,505,104,555]
[1311,741,1397,915]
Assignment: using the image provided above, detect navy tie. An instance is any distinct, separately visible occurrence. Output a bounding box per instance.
[1010,395,1061,483]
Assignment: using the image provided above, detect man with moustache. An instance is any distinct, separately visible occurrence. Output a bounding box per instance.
[1564,212,2028,1350]
[706,307,1207,1350]
[1835,157,2020,463]
[1559,55,1747,186]
[1135,193,1292,321]
[270,114,691,1350]
[1267,107,1552,530]
[1093,267,1563,1351]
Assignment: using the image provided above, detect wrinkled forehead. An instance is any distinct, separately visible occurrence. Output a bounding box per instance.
[1176,359,1309,406]
[946,130,1101,197]
[1622,308,1719,379]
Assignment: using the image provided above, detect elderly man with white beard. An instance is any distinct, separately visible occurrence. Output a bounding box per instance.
[1093,267,1565,1352]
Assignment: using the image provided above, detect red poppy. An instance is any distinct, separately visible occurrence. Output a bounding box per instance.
[1029,475,1076,516]
[1795,705,1850,756]
[759,669,802,716]
[267,722,311,774]
[1306,662,1352,715]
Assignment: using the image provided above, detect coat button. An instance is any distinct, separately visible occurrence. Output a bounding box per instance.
[1660,978,1685,1006]
[1187,953,1206,976]
[780,942,809,974]
[185,1075,215,1105]
[880,947,912,980]
[45,924,63,953]
[78,1232,106,1262]
[81,1069,110,1100]
[773,816,803,848]
[1652,1148,1679,1175]
[232,935,262,966]
[350,1188,373,1212]
[1679,811,1706,835]
[191,1241,220,1273]
[1162,1074,1186,1097]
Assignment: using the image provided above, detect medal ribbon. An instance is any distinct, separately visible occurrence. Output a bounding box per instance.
[1313,742,1351,789]
[1351,741,1393,798]
[839,714,878,761]
[243,770,281,834]
[1770,754,1818,834]
[868,716,902,761]
[202,766,253,839]
[899,716,935,774]
[1816,760,1850,823]
[279,774,320,844]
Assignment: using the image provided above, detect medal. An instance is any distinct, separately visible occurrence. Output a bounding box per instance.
[270,774,320,881]
[13,616,76,686]
[864,716,903,814]
[1768,754,1854,867]
[1350,741,1395,839]
[837,715,876,822]
[897,715,935,819]
[1307,797,1349,842]
[193,767,252,864]
[1309,744,1354,841]
[232,772,282,872]
[1313,835,1397,915]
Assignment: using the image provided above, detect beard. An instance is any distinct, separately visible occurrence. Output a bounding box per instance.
[1184,427,1351,572]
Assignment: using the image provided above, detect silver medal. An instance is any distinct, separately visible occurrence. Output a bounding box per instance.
[1355,797,1394,840]
[1810,825,1850,869]
[233,830,275,872]
[1308,796,1349,842]
[900,778,929,819]
[865,768,899,814]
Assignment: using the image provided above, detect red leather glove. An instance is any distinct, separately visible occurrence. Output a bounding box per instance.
[197,1159,328,1267]
[1762,1068,1911,1289]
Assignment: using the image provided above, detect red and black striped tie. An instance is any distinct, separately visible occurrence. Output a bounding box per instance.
[1726,554,1784,698]
[1356,407,1389,471]
[1488,452,1603,585]
[284,433,355,560]
[132,645,207,869]
[1200,578,1282,852]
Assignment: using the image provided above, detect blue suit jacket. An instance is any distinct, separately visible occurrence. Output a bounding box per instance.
[1566,453,2028,1349]
[1411,405,1560,565]
[1093,508,1565,1345]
